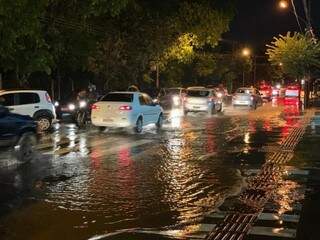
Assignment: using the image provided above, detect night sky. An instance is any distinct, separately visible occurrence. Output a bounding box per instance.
[224,0,320,54]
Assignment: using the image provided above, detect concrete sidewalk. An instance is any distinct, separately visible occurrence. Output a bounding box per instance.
[294,106,320,240]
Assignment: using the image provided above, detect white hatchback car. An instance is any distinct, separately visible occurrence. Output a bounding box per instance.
[91,92,163,133]
[0,90,56,131]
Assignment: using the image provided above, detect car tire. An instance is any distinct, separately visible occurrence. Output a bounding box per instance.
[14,132,37,164]
[156,114,163,130]
[208,105,216,115]
[98,127,106,132]
[134,117,143,133]
[216,103,222,112]
[76,111,86,128]
[251,102,257,110]
[37,116,52,132]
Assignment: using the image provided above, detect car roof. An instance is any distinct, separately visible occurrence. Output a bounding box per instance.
[187,86,206,89]
[0,89,47,94]
[237,87,255,90]
[165,87,184,90]
[187,88,211,91]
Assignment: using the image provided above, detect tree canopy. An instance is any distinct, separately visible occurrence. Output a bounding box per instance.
[266,32,320,79]
[0,0,236,91]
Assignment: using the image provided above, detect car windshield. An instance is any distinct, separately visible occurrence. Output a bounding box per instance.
[236,88,253,94]
[165,88,180,95]
[101,93,133,102]
[187,90,209,97]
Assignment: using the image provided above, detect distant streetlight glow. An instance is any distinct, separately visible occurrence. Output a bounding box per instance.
[242,48,251,57]
[279,0,289,9]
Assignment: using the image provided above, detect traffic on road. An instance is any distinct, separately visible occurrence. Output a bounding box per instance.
[0,83,307,240]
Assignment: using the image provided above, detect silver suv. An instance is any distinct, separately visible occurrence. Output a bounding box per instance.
[184,88,222,115]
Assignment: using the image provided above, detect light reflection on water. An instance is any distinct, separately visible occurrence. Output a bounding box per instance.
[0,102,306,240]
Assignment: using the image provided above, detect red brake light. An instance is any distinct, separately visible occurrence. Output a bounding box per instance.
[91,104,99,110]
[45,93,52,103]
[119,105,132,111]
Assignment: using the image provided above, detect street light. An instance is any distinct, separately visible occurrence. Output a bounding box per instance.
[242,48,251,57]
[279,0,289,9]
[241,48,252,87]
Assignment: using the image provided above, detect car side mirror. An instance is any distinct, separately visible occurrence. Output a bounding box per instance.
[0,106,9,118]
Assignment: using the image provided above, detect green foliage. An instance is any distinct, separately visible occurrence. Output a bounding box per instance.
[0,0,52,83]
[266,32,320,79]
[0,0,235,90]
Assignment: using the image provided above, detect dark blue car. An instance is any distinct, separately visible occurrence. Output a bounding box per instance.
[0,106,37,163]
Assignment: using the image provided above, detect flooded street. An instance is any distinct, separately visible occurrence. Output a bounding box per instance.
[0,101,307,240]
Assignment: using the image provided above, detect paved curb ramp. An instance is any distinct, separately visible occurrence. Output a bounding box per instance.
[94,109,314,240]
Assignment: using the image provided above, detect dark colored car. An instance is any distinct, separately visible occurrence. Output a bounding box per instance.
[0,106,37,163]
[157,87,186,110]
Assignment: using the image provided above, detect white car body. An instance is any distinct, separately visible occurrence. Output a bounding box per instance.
[184,88,222,114]
[91,92,163,130]
[0,90,56,131]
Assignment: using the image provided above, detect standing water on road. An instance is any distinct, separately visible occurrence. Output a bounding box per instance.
[0,102,302,240]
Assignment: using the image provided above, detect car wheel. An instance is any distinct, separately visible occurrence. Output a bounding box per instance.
[76,111,86,128]
[156,114,163,129]
[37,116,52,132]
[15,132,37,163]
[251,102,257,110]
[216,103,222,112]
[208,105,216,115]
[134,118,143,133]
[98,127,106,132]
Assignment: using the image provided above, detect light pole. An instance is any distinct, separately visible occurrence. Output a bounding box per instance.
[242,48,251,87]
[278,0,315,39]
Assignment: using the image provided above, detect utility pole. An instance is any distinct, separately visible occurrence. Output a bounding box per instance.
[0,73,2,89]
[156,63,160,89]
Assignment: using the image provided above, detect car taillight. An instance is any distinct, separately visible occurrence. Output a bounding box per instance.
[250,96,254,101]
[119,105,132,111]
[45,93,52,103]
[91,104,99,110]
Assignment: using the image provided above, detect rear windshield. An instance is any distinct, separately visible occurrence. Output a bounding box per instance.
[166,88,180,95]
[101,93,133,102]
[236,89,253,94]
[187,90,209,97]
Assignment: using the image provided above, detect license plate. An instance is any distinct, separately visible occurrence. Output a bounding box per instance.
[103,118,113,122]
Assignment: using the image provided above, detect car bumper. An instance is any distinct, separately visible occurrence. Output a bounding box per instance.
[185,103,211,112]
[233,100,252,106]
[92,118,133,128]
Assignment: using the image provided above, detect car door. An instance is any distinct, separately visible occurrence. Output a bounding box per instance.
[138,94,150,124]
[255,90,263,105]
[0,93,17,114]
[143,94,159,124]
[0,107,16,147]
[13,92,41,117]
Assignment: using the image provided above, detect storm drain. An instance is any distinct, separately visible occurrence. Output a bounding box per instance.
[203,110,314,240]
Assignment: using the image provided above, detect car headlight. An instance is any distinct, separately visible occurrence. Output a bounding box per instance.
[68,103,76,111]
[54,101,59,107]
[217,93,223,98]
[79,101,87,108]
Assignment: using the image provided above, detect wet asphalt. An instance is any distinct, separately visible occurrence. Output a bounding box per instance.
[0,99,317,240]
